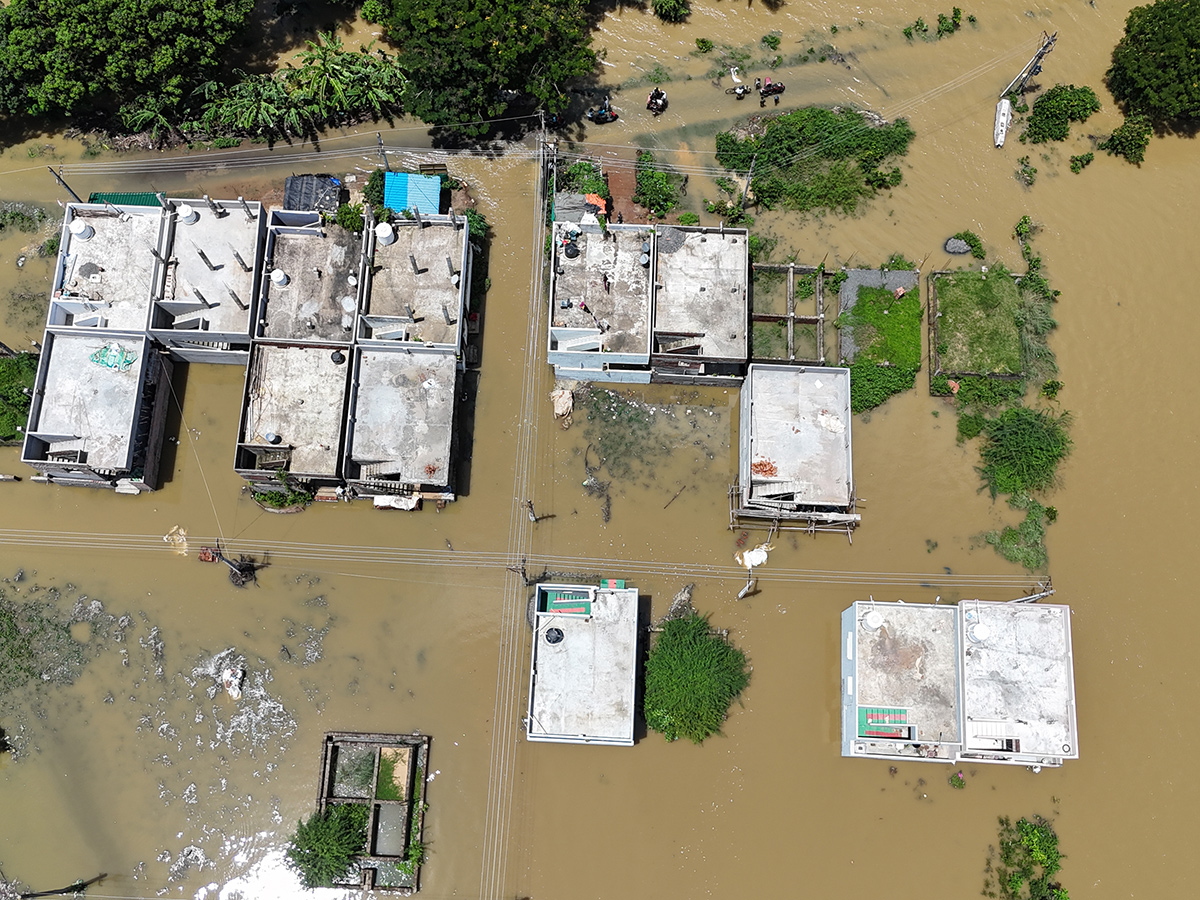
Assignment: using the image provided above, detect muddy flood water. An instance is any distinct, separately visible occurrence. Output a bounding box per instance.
[1,2,1197,898]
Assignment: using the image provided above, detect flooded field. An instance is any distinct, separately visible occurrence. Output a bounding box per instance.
[2,2,1198,898]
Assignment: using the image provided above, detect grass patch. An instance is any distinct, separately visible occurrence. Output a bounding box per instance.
[715,107,914,216]
[633,151,683,218]
[0,352,37,442]
[555,160,611,200]
[750,320,788,358]
[396,762,427,877]
[839,281,922,412]
[644,612,749,744]
[376,749,407,802]
[985,496,1052,570]
[934,267,1022,375]
[285,803,370,889]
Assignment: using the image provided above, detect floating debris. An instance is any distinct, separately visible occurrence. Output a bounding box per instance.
[735,541,775,570]
[221,666,245,700]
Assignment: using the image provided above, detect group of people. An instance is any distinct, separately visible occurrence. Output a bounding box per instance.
[729,77,787,105]
[646,87,668,115]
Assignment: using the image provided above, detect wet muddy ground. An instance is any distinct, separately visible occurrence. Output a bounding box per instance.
[2,2,1199,899]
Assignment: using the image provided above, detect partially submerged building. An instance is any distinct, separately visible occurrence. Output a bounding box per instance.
[734,363,859,530]
[840,599,1078,768]
[25,196,263,491]
[236,207,472,502]
[526,582,639,746]
[547,216,748,384]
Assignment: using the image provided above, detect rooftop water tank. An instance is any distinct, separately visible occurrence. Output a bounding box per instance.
[862,610,884,631]
[68,219,94,242]
[270,268,289,286]
[177,203,200,225]
[375,222,397,246]
[967,622,991,643]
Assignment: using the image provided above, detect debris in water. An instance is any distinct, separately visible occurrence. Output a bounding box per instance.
[551,387,574,428]
[735,541,775,570]
[221,666,245,700]
[162,525,189,555]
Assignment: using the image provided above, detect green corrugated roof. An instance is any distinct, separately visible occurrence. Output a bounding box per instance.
[87,192,162,206]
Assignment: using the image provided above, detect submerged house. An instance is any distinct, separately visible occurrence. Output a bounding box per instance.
[840,598,1078,768]
[735,363,859,530]
[526,582,639,746]
[547,213,749,384]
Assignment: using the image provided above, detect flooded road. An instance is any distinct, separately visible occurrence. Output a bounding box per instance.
[2,2,1198,898]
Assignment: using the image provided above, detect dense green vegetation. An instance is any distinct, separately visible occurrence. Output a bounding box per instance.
[632,151,683,218]
[378,0,595,137]
[934,267,1023,375]
[1068,152,1094,174]
[1099,113,1152,164]
[715,107,914,215]
[253,471,315,510]
[0,0,253,117]
[376,751,405,801]
[1106,0,1200,126]
[285,803,370,889]
[555,160,611,200]
[978,407,1072,498]
[983,815,1070,900]
[644,612,749,744]
[1021,85,1100,143]
[0,352,36,443]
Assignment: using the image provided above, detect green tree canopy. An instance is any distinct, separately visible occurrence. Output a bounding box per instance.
[380,0,596,137]
[1106,0,1200,125]
[0,0,253,116]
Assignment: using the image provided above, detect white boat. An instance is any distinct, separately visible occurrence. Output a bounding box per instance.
[994,98,1013,148]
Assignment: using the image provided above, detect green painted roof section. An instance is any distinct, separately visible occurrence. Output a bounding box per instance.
[87,192,161,206]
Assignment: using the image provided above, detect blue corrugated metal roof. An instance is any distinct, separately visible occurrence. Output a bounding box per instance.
[383,172,442,215]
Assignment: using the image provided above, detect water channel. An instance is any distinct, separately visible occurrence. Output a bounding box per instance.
[1,2,1196,897]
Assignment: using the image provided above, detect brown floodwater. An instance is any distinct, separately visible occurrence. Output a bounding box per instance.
[1,2,1197,898]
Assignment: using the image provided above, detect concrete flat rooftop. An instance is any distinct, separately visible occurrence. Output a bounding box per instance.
[262,228,361,342]
[653,227,747,360]
[30,333,148,470]
[550,225,651,355]
[158,202,259,334]
[745,364,852,506]
[528,586,638,745]
[349,349,457,485]
[961,602,1077,757]
[366,222,466,345]
[854,602,961,743]
[242,345,349,476]
[57,210,161,331]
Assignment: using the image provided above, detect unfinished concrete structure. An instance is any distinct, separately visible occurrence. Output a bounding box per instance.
[547,216,748,384]
[25,196,264,492]
[734,363,858,530]
[840,598,1078,768]
[21,332,172,492]
[526,582,639,746]
[236,208,472,502]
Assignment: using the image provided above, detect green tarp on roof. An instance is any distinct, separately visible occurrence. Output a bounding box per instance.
[87,192,162,206]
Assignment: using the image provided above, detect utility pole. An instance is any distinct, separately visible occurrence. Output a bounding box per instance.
[377,133,390,172]
[46,166,82,203]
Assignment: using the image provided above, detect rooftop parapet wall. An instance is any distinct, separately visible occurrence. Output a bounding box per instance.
[49,204,167,333]
[150,198,264,340]
[359,214,470,349]
[258,211,366,344]
[652,226,749,363]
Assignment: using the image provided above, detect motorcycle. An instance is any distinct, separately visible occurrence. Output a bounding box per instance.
[759,78,786,98]
[586,98,618,124]
[646,88,668,116]
[725,85,752,100]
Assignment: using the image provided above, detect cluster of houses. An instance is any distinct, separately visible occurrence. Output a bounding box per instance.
[20,162,1078,780]
[20,175,472,504]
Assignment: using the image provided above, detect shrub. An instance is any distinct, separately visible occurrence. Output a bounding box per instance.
[1099,113,1152,164]
[361,0,389,23]
[1017,156,1037,186]
[747,233,776,263]
[0,352,38,442]
[335,203,364,232]
[253,471,314,509]
[464,208,489,241]
[1023,84,1100,143]
[644,612,749,744]
[1068,152,1094,173]
[978,406,1072,497]
[884,252,916,271]
[1106,0,1200,126]
[556,160,610,199]
[652,0,690,22]
[761,32,781,51]
[632,151,682,217]
[364,168,386,210]
[676,211,700,225]
[953,230,985,259]
[285,803,370,889]
[850,359,917,414]
[695,38,714,53]
[957,411,985,441]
